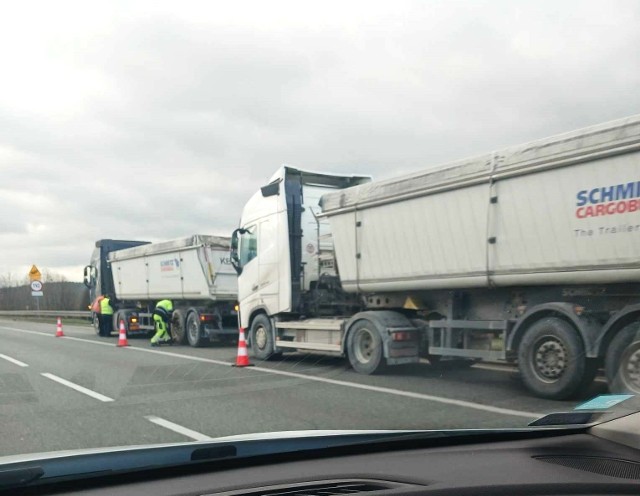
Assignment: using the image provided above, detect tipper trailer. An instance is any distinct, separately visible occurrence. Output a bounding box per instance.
[231,114,640,399]
[84,235,238,346]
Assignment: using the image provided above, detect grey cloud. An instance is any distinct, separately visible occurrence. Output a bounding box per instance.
[1,0,640,280]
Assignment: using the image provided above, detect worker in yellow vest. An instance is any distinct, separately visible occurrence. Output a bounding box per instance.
[151,299,173,346]
[98,295,114,337]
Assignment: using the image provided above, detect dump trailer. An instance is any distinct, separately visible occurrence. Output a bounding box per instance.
[231,114,640,399]
[84,235,238,346]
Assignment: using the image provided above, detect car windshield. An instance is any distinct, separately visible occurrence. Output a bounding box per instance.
[2,0,640,466]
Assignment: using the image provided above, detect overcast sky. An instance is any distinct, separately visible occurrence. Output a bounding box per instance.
[1,0,639,283]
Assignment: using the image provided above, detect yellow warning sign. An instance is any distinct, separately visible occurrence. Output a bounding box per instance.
[28,265,41,282]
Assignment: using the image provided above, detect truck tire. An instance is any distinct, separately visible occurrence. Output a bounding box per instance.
[605,323,640,394]
[250,314,281,360]
[517,317,587,400]
[171,309,188,345]
[347,320,386,375]
[186,311,206,347]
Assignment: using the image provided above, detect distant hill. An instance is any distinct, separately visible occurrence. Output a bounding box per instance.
[0,282,89,311]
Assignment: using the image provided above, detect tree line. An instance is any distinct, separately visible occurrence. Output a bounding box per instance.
[0,271,89,311]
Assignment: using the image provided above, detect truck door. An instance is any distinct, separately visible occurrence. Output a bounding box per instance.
[258,217,278,310]
[235,226,260,318]
[232,216,281,327]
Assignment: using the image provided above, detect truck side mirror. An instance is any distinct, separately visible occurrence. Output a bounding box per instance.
[83,265,96,288]
[230,228,247,275]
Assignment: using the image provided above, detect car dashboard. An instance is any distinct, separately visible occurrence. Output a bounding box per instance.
[7,413,640,496]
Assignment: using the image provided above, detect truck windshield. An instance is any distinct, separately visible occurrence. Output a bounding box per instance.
[239,228,258,267]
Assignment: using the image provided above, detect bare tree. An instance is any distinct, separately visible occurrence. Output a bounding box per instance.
[0,270,88,311]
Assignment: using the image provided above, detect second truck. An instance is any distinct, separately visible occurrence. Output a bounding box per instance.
[231,114,640,400]
[84,235,238,347]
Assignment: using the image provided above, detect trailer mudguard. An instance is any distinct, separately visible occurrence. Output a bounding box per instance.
[596,303,640,357]
[507,302,601,358]
[343,310,419,362]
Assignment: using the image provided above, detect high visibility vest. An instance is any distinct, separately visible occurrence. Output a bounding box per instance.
[91,296,104,313]
[100,298,114,315]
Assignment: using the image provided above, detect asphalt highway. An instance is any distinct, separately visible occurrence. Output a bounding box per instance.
[0,318,608,458]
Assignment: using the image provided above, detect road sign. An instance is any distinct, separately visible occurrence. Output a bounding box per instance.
[31,279,44,297]
[29,265,42,282]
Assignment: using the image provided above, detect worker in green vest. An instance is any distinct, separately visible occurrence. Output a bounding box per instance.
[98,295,114,337]
[151,299,173,346]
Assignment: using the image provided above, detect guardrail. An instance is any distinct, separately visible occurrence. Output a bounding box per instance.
[0,310,92,318]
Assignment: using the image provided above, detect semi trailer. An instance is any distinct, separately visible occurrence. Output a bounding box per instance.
[231,114,640,399]
[84,235,238,346]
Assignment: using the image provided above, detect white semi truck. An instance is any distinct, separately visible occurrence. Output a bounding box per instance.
[84,235,238,346]
[231,114,640,399]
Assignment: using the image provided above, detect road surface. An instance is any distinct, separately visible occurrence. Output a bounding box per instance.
[0,318,607,458]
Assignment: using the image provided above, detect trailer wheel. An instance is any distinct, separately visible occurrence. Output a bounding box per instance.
[518,317,587,400]
[186,312,206,347]
[605,323,640,394]
[250,314,280,360]
[171,309,187,345]
[347,320,386,375]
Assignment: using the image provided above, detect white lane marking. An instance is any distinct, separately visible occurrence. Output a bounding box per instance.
[257,366,540,418]
[145,415,213,442]
[56,335,116,348]
[41,373,114,402]
[0,353,29,367]
[0,326,115,347]
[2,324,541,418]
[0,326,53,337]
[130,347,541,419]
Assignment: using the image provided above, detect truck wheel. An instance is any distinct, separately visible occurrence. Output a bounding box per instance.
[250,314,280,360]
[347,320,386,375]
[186,312,206,347]
[605,323,640,394]
[171,309,187,345]
[518,317,587,400]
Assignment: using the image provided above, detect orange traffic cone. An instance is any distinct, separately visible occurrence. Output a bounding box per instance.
[55,317,64,337]
[233,328,253,367]
[116,320,129,347]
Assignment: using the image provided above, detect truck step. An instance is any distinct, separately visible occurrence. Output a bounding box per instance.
[428,347,506,361]
[276,319,345,331]
[275,340,342,352]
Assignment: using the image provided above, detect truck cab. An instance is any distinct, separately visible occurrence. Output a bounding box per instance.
[83,239,151,333]
[231,166,370,329]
